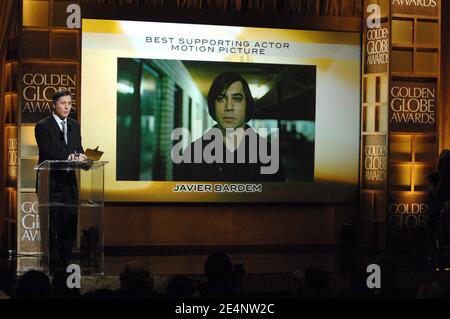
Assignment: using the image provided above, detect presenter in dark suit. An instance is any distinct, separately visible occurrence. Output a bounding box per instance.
[35,89,87,269]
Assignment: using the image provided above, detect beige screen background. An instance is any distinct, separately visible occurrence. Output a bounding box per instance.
[81,19,361,202]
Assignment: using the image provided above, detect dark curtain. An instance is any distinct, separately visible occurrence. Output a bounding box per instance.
[321,0,362,16]
[80,0,363,16]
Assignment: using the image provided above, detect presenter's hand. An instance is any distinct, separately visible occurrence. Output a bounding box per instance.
[68,153,87,161]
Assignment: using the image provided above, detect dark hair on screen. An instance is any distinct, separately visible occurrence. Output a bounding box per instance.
[207,72,254,122]
[52,89,72,105]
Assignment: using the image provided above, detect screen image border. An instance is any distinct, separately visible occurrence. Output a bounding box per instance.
[81,18,361,203]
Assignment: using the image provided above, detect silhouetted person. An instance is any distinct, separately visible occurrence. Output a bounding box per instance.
[16,270,51,299]
[231,263,246,296]
[417,282,443,299]
[166,276,197,299]
[426,150,450,263]
[372,256,398,299]
[198,252,234,298]
[340,223,358,272]
[116,261,155,298]
[301,266,330,299]
[290,270,302,298]
[0,267,16,299]
[52,270,80,299]
[349,269,373,299]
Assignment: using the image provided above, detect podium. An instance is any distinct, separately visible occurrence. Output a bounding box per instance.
[35,160,108,275]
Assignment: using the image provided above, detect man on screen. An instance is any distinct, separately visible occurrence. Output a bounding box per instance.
[35,90,87,270]
[173,72,285,182]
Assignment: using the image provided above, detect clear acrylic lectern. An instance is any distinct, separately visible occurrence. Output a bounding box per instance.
[35,160,108,275]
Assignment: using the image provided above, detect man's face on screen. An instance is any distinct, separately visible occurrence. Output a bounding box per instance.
[214,81,247,130]
[53,95,72,119]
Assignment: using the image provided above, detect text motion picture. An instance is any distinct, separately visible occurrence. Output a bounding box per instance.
[145,37,290,55]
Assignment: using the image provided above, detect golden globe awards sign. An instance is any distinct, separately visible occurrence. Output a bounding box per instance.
[364,1,389,74]
[390,81,436,132]
[362,135,387,190]
[19,192,40,253]
[21,63,78,123]
[388,194,429,229]
[387,193,429,244]
[6,127,18,187]
[391,0,439,16]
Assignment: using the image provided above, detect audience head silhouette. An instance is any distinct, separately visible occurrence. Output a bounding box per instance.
[204,252,233,282]
[199,252,234,298]
[166,276,197,299]
[17,270,51,299]
[118,261,154,298]
[417,282,443,299]
[349,268,373,299]
[52,270,80,299]
[0,267,16,299]
[302,266,330,298]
